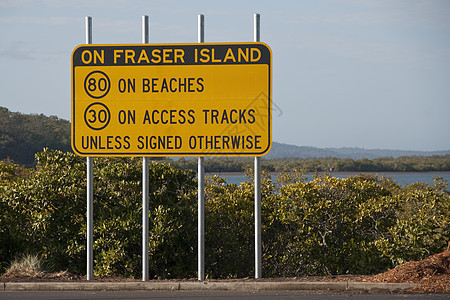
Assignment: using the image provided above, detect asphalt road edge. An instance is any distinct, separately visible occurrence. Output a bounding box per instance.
[2,281,418,292]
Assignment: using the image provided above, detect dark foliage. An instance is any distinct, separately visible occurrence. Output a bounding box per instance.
[1,151,448,278]
[0,107,71,166]
[170,155,450,173]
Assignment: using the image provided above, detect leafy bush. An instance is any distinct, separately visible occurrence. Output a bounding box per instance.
[0,150,197,278]
[204,176,254,278]
[0,161,32,272]
[202,170,448,277]
[91,157,197,278]
[263,173,398,276]
[374,178,449,266]
[1,150,90,273]
[1,151,448,278]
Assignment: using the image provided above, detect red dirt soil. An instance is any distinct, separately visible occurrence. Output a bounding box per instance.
[370,247,450,293]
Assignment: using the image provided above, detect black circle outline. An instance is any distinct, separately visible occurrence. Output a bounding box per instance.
[84,71,111,99]
[84,102,111,130]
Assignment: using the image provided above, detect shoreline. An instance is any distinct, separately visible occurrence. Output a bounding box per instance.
[205,171,450,176]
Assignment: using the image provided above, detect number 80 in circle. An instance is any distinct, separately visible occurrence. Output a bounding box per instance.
[84,71,110,99]
[84,102,111,130]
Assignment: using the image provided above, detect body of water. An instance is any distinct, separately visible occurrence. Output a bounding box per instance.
[206,172,450,188]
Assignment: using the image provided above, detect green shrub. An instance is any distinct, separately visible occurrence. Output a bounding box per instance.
[204,176,254,278]
[1,150,88,273]
[0,161,32,272]
[375,177,449,266]
[0,150,197,278]
[263,173,396,276]
[1,152,448,278]
[91,157,197,278]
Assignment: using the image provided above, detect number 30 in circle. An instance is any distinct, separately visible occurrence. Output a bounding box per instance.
[84,71,111,99]
[84,102,111,130]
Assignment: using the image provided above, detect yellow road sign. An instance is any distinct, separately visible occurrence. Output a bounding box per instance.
[71,43,272,156]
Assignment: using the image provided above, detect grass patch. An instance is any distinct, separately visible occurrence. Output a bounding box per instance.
[4,254,44,278]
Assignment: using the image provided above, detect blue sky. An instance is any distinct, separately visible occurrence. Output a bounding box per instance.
[1,0,449,151]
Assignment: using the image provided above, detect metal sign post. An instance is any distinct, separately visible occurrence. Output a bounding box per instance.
[142,15,150,282]
[85,16,94,281]
[254,13,262,279]
[197,13,205,281]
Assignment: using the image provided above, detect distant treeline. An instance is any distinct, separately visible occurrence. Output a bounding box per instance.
[0,107,71,166]
[1,106,449,172]
[170,155,450,173]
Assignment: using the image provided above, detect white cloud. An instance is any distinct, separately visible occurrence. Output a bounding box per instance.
[0,0,171,10]
[0,41,65,61]
[284,0,450,29]
[0,41,36,60]
[0,16,79,26]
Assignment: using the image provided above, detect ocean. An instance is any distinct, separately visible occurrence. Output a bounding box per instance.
[205,172,450,188]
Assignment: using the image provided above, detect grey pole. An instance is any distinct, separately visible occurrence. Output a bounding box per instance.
[197,156,205,281]
[254,13,262,279]
[85,16,94,281]
[197,13,205,281]
[198,14,204,43]
[254,13,260,44]
[142,15,150,282]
